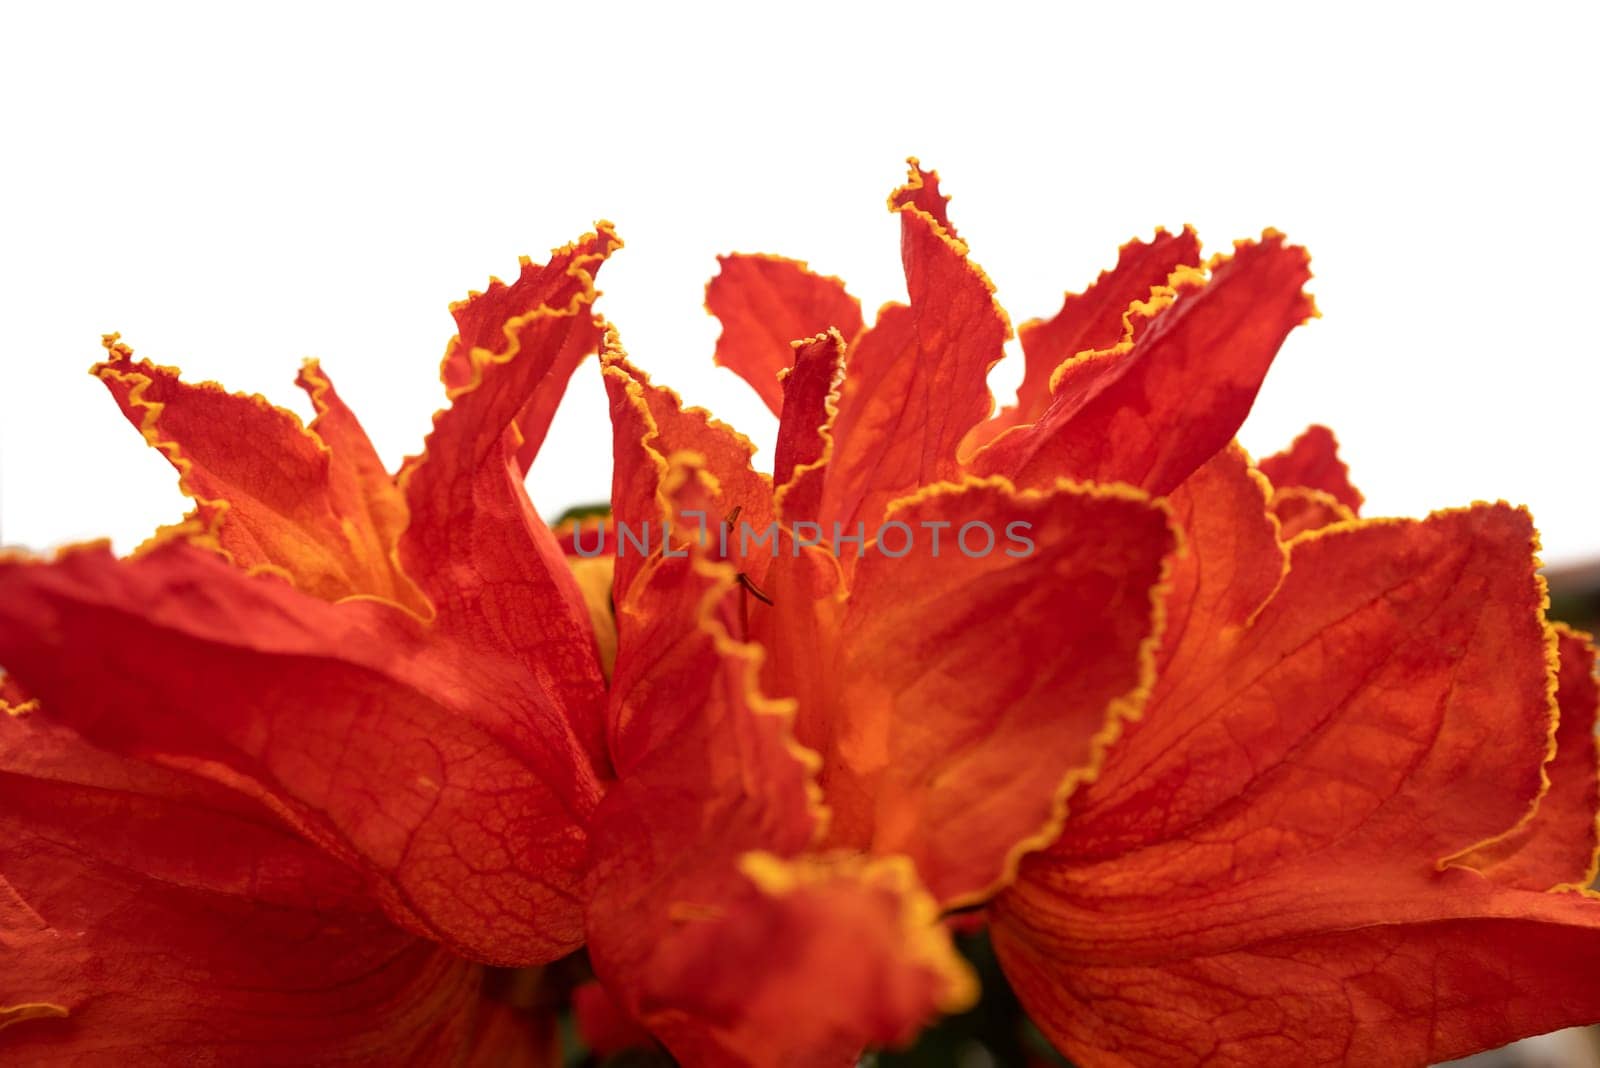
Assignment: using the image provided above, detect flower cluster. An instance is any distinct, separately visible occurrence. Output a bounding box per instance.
[2,162,1597,1067]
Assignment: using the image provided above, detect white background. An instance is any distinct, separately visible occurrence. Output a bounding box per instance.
[2,2,1596,563]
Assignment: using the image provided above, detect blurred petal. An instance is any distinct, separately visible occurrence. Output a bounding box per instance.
[0,711,490,1064]
[1271,484,1356,539]
[1460,625,1600,890]
[94,338,420,609]
[573,981,656,1056]
[0,542,599,965]
[706,254,863,414]
[966,228,1201,453]
[399,226,618,771]
[787,479,1174,906]
[994,500,1589,1067]
[1260,423,1364,513]
[972,233,1314,495]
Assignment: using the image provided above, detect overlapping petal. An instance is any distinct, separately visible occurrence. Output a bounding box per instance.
[820,162,1010,533]
[706,255,863,414]
[990,447,1596,1066]
[971,234,1315,495]
[0,709,511,1065]
[758,478,1175,907]
[94,338,424,610]
[965,227,1202,454]
[0,542,599,965]
[399,226,619,770]
[1459,624,1600,890]
[584,543,972,1065]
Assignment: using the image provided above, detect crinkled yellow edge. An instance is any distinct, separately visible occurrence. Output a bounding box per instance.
[862,472,1182,911]
[740,849,980,1014]
[600,331,824,837]
[1280,500,1562,876]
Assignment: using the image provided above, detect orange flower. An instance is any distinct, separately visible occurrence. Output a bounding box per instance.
[3,160,1598,1068]
[0,228,622,1062]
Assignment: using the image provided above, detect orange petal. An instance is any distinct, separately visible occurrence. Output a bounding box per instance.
[1460,624,1600,889]
[765,478,1175,906]
[822,179,1009,532]
[601,332,774,604]
[706,254,864,414]
[587,541,969,1065]
[1260,423,1365,513]
[439,231,619,475]
[400,226,618,771]
[966,228,1202,454]
[636,852,976,1066]
[993,502,1585,1066]
[0,710,493,1064]
[94,337,421,610]
[995,874,1600,1068]
[0,542,600,965]
[972,233,1314,495]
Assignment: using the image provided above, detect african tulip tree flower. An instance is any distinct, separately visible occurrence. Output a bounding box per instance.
[1,162,1598,1068]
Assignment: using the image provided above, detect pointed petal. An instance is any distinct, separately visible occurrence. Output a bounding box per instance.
[0,711,490,1064]
[770,478,1175,906]
[967,228,1202,453]
[706,254,863,414]
[773,329,846,491]
[94,338,420,609]
[972,234,1314,495]
[1260,423,1365,513]
[822,185,1010,530]
[0,542,598,965]
[400,226,618,770]
[993,502,1585,1067]
[1460,624,1600,889]
[888,158,958,238]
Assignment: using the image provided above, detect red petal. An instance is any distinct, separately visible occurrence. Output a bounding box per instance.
[1270,484,1356,539]
[771,479,1174,906]
[993,498,1590,1066]
[573,981,656,1056]
[94,338,421,610]
[706,254,863,414]
[822,183,1009,531]
[0,542,599,965]
[1259,423,1365,513]
[887,157,958,238]
[772,328,846,493]
[439,230,619,474]
[602,335,774,605]
[1460,624,1600,889]
[587,532,970,1064]
[400,227,618,771]
[972,233,1314,495]
[0,711,492,1064]
[966,228,1202,454]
